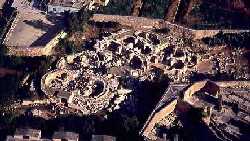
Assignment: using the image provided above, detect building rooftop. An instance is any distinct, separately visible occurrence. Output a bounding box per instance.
[52,131,79,141]
[91,135,116,141]
[6,129,81,141]
[14,128,41,139]
[2,0,67,56]
[5,128,49,141]
[6,136,51,141]
[48,0,84,9]
[4,11,63,47]
[48,0,109,10]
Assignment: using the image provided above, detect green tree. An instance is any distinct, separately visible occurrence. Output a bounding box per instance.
[122,114,139,132]
[57,39,76,54]
[64,9,93,33]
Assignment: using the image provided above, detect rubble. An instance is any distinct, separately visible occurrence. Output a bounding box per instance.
[141,80,250,140]
[41,26,204,115]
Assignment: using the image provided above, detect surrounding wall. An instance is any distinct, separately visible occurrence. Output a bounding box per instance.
[141,99,178,140]
[42,31,67,55]
[91,14,194,38]
[41,70,61,98]
[183,80,209,101]
[0,10,17,44]
[216,81,250,88]
[92,14,250,40]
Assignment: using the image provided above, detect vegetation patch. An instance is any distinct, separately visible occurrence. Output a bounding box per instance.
[202,32,250,48]
[140,0,169,19]
[190,1,250,29]
[97,0,133,16]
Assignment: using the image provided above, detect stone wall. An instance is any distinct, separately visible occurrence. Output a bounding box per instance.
[42,31,67,55]
[216,81,250,88]
[3,10,20,45]
[0,10,17,44]
[92,14,163,30]
[41,69,63,97]
[92,14,250,41]
[141,99,178,140]
[91,14,194,38]
[183,80,209,101]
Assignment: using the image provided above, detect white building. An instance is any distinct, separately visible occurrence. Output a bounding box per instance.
[6,128,50,141]
[47,0,110,13]
[52,131,79,141]
[47,0,82,14]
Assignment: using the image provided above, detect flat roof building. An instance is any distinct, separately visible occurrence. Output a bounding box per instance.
[48,0,110,13]
[6,129,80,141]
[52,131,79,141]
[48,0,83,13]
[14,128,41,140]
[91,135,116,141]
[6,128,51,141]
